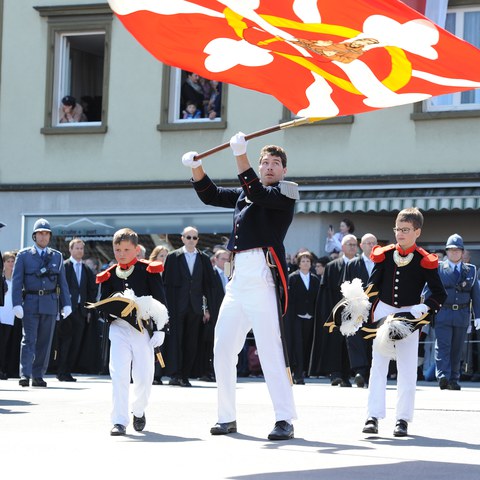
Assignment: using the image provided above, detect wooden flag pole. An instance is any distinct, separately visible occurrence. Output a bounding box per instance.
[194,117,322,161]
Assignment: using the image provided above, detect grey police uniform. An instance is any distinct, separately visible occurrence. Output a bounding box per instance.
[12,246,71,378]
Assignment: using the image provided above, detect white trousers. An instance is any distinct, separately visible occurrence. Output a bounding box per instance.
[213,249,297,423]
[367,301,419,422]
[109,320,154,426]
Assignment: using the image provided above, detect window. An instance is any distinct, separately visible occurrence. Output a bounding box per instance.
[158,67,227,131]
[422,5,480,114]
[35,5,112,134]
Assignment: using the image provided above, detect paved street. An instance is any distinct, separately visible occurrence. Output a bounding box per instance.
[1,375,479,479]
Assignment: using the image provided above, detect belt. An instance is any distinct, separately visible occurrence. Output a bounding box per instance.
[24,289,56,296]
[444,303,470,310]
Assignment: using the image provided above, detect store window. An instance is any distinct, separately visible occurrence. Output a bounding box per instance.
[35,4,112,134]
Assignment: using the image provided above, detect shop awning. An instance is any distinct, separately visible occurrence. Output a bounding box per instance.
[295,186,480,214]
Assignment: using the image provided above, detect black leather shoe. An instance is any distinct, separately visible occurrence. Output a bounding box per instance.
[268,421,294,440]
[393,419,408,437]
[362,417,378,434]
[133,414,146,432]
[169,377,181,386]
[19,376,30,387]
[179,378,192,387]
[340,379,352,387]
[32,377,47,387]
[330,374,342,386]
[439,377,449,390]
[57,374,77,382]
[110,424,126,436]
[293,378,305,385]
[354,373,365,388]
[210,420,237,435]
[448,381,461,390]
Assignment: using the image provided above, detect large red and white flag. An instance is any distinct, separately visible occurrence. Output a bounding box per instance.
[109,0,480,118]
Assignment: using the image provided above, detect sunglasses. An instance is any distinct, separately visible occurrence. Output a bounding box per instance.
[184,235,198,240]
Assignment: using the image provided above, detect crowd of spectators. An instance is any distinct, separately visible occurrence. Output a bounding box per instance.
[1,223,479,387]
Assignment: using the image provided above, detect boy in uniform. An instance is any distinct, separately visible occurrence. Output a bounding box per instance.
[362,208,446,437]
[95,228,167,436]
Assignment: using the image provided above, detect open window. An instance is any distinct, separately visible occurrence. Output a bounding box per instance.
[36,4,112,134]
[158,67,227,131]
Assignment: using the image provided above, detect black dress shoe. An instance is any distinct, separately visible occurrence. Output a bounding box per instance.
[439,377,449,390]
[448,381,461,390]
[179,378,192,387]
[340,379,352,387]
[293,378,305,385]
[32,377,47,387]
[133,414,146,432]
[168,377,181,386]
[152,378,163,385]
[393,419,408,437]
[268,420,294,440]
[362,417,378,434]
[19,376,30,387]
[330,374,342,386]
[210,420,237,435]
[110,424,126,436]
[354,373,365,388]
[57,374,77,382]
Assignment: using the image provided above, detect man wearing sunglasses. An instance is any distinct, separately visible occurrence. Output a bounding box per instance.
[182,132,299,441]
[162,226,216,387]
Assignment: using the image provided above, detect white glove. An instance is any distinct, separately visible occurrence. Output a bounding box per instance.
[13,305,24,319]
[411,303,429,319]
[230,132,247,156]
[149,331,165,348]
[182,151,202,169]
[62,306,72,318]
[474,318,480,330]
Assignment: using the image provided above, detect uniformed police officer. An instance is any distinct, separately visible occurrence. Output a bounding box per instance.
[425,234,480,390]
[12,218,71,387]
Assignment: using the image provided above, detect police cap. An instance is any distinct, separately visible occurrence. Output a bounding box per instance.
[445,233,464,250]
[32,218,52,234]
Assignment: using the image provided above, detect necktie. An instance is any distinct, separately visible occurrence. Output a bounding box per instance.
[220,270,228,290]
[40,250,45,259]
[75,262,82,284]
[454,265,460,281]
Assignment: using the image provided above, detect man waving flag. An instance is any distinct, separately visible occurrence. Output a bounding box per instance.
[108,0,480,118]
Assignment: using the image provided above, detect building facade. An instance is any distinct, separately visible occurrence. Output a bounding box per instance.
[1,0,479,263]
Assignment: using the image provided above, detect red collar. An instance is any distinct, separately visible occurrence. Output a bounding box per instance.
[118,258,138,270]
[396,244,416,256]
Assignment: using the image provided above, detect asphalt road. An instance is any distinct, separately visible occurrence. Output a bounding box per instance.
[1,375,479,479]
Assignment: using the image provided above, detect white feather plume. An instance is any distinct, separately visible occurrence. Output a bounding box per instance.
[373,315,413,359]
[339,278,371,336]
[119,288,169,330]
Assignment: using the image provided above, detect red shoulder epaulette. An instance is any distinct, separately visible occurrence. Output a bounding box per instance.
[370,244,395,263]
[146,260,164,274]
[416,246,439,269]
[96,264,117,284]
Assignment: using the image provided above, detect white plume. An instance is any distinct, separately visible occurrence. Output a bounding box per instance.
[339,278,371,336]
[373,315,413,359]
[120,288,169,330]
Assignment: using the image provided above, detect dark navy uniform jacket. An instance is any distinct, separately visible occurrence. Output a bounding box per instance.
[424,260,480,328]
[192,167,295,309]
[367,244,446,316]
[12,246,71,316]
[96,259,166,331]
